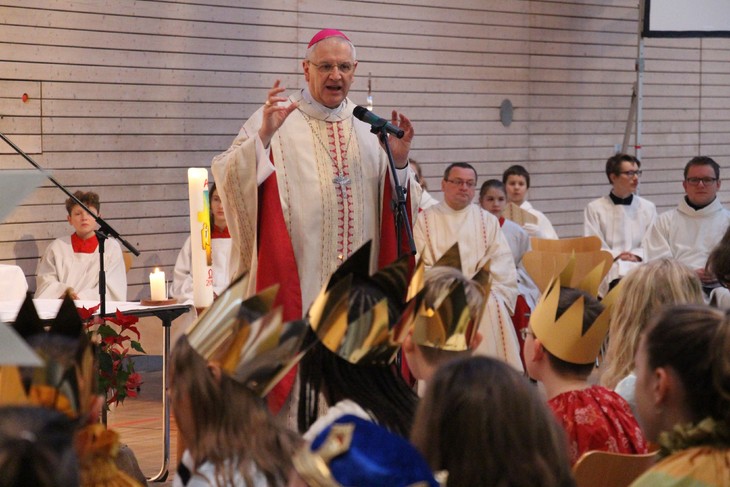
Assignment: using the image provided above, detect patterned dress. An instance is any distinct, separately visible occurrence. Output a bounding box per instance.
[548,385,648,464]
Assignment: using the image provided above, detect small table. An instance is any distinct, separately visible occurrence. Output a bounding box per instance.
[105,304,191,482]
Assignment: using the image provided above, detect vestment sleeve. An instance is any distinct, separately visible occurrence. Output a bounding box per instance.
[481,216,518,313]
[642,213,673,262]
[583,202,619,259]
[105,240,127,301]
[35,241,68,298]
[211,114,263,282]
[413,211,433,267]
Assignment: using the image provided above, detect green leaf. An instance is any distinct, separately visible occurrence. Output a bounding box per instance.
[130,341,145,353]
[96,324,118,338]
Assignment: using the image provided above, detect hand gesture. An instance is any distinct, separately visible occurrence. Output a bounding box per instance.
[384,111,414,168]
[258,80,299,148]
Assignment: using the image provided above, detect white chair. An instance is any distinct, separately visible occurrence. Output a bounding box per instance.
[0,264,28,300]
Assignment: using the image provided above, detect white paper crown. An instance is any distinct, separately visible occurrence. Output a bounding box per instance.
[186,274,310,396]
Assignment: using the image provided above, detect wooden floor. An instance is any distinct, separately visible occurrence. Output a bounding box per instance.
[107,369,179,486]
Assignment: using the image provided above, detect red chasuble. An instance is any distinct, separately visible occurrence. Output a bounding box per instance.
[257,156,414,414]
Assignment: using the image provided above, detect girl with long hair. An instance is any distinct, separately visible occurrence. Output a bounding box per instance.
[411,356,575,487]
[631,304,730,485]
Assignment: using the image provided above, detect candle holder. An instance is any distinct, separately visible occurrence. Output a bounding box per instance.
[141,297,178,306]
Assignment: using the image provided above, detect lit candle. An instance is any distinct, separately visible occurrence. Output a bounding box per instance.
[150,268,166,301]
[188,168,214,308]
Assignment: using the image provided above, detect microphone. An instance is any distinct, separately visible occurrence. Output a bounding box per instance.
[353,105,404,139]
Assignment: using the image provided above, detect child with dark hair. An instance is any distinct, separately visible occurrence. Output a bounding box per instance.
[632,304,730,486]
[298,273,418,439]
[502,164,558,239]
[35,190,127,300]
[298,243,419,439]
[524,283,647,464]
[411,356,576,487]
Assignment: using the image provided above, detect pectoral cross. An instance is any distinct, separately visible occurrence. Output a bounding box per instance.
[333,175,351,187]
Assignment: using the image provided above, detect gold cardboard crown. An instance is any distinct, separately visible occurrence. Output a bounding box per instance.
[3,293,96,418]
[403,244,490,351]
[529,255,619,364]
[186,273,310,396]
[307,241,411,365]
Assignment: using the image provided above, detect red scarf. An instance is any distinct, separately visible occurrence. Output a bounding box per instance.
[211,226,230,239]
[71,233,98,253]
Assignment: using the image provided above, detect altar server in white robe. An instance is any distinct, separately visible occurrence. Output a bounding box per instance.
[35,190,127,301]
[211,29,419,412]
[172,183,232,301]
[502,164,559,239]
[414,163,522,371]
[584,153,656,295]
[479,179,540,310]
[643,156,730,289]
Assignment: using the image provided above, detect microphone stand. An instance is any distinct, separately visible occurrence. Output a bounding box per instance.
[0,131,140,315]
[370,125,416,257]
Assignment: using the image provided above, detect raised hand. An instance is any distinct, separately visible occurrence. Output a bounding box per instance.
[258,80,299,148]
[386,111,414,169]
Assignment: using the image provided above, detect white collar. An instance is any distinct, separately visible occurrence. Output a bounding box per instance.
[301,87,349,120]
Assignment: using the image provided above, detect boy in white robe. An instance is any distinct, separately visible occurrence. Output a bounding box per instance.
[584,153,656,295]
[35,190,126,301]
[502,164,559,239]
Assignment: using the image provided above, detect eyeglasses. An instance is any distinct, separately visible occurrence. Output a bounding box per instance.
[520,328,534,341]
[686,177,718,186]
[445,179,477,188]
[619,170,642,178]
[308,61,356,74]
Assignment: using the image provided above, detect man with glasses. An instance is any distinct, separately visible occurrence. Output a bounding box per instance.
[583,153,657,294]
[211,29,419,412]
[644,156,730,291]
[413,163,522,371]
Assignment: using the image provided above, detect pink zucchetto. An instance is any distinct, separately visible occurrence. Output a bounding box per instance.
[307,29,350,48]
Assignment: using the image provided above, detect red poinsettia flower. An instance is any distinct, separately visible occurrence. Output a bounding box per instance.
[77,306,145,410]
[107,309,141,340]
[125,372,143,398]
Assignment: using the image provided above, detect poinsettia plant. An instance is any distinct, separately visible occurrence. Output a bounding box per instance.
[78,304,145,409]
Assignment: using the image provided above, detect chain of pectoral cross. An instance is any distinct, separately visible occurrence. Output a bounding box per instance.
[301,112,354,188]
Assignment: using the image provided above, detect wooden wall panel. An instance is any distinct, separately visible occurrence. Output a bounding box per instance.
[0,0,728,299]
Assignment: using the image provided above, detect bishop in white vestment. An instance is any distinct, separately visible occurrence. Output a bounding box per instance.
[209,30,419,412]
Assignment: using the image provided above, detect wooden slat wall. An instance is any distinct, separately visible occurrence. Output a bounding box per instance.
[0,0,728,299]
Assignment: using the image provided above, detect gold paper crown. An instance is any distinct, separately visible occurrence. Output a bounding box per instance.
[185,273,310,396]
[307,241,411,365]
[529,255,619,364]
[403,244,491,351]
[3,293,96,418]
